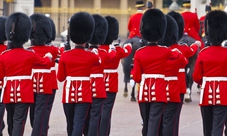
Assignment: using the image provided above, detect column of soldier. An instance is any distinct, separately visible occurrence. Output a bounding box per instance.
[0,4,226,136]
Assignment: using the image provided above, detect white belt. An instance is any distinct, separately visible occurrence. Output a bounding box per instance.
[1,75,32,102]
[165,76,178,81]
[139,74,165,101]
[200,77,227,104]
[178,68,185,72]
[65,76,90,103]
[50,67,56,71]
[104,69,117,73]
[32,69,51,73]
[90,74,103,78]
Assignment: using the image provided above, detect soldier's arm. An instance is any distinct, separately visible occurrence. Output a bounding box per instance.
[193,55,203,84]
[57,56,66,82]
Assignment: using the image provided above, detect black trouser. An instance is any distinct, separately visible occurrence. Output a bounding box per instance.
[6,103,30,136]
[201,106,227,136]
[139,102,150,136]
[99,92,117,136]
[63,103,90,136]
[30,93,50,136]
[84,98,105,136]
[139,102,166,136]
[160,102,179,136]
[43,90,56,136]
[174,94,184,136]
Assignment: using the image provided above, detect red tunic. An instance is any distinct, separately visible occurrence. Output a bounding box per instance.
[132,45,180,103]
[99,45,132,93]
[30,45,58,94]
[170,43,199,94]
[0,48,51,103]
[165,49,188,103]
[128,10,143,38]
[57,46,100,103]
[193,46,227,106]
[199,15,205,36]
[181,11,204,48]
[0,44,7,90]
[88,46,116,98]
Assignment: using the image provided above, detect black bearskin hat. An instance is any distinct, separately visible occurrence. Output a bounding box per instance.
[0,16,7,42]
[158,15,178,47]
[30,13,52,45]
[167,11,184,40]
[140,9,166,42]
[47,17,56,41]
[103,16,119,44]
[89,14,108,44]
[205,10,227,45]
[5,12,32,48]
[70,12,95,44]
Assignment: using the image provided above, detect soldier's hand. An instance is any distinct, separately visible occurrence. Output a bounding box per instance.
[130,78,135,87]
[194,41,201,47]
[109,44,116,53]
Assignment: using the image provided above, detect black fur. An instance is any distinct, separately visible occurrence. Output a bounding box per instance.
[159,15,178,47]
[103,16,119,45]
[0,16,7,42]
[140,9,166,42]
[5,12,32,48]
[30,13,52,45]
[70,12,95,44]
[48,17,56,41]
[167,11,184,40]
[205,10,227,45]
[89,14,108,44]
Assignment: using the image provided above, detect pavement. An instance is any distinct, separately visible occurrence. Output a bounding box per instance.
[2,38,207,135]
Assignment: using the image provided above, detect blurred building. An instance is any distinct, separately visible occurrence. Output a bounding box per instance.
[0,0,225,38]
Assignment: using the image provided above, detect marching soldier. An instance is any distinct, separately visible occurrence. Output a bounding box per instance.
[99,16,132,136]
[57,12,100,136]
[0,16,7,136]
[127,1,145,39]
[181,0,204,49]
[0,12,52,136]
[193,10,227,136]
[43,17,60,136]
[158,14,188,136]
[167,10,200,136]
[28,13,57,136]
[132,9,182,136]
[83,14,116,136]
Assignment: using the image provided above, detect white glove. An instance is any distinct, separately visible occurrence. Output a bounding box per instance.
[130,79,135,87]
[123,43,132,48]
[91,48,98,55]
[194,41,201,47]
[108,44,116,53]
[221,40,227,47]
[44,52,53,59]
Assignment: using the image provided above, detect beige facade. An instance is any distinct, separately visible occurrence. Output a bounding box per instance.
[35,0,163,38]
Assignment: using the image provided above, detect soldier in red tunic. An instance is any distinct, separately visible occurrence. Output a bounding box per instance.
[57,12,100,136]
[158,14,188,136]
[193,10,227,136]
[181,0,204,49]
[99,16,132,136]
[0,12,52,136]
[199,4,211,38]
[28,13,59,136]
[132,9,181,136]
[83,14,116,136]
[0,16,7,136]
[168,11,200,136]
[43,17,60,136]
[127,1,145,39]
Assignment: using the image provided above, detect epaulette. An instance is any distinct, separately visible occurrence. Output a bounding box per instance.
[158,45,168,48]
[136,46,146,52]
[200,46,209,52]
[1,49,11,55]
[26,48,35,53]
